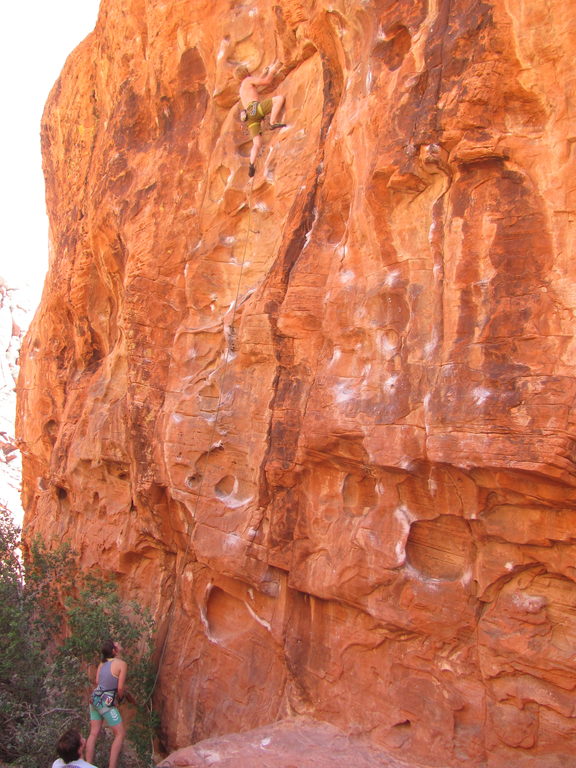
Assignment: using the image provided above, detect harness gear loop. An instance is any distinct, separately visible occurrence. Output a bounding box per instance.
[91,686,117,708]
[246,101,260,120]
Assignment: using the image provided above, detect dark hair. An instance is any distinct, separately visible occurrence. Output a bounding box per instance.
[56,729,81,763]
[101,638,116,661]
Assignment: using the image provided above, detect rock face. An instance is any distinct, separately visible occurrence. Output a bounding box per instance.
[17,0,576,766]
[157,717,414,768]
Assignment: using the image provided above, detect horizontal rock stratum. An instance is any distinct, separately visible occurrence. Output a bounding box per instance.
[17,0,576,766]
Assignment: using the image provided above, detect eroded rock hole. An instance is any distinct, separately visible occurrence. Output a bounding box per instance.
[405,515,473,580]
[372,25,411,71]
[186,473,201,489]
[178,47,207,85]
[43,419,59,445]
[214,475,235,498]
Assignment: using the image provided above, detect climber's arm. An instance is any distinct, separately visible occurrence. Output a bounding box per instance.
[250,64,281,88]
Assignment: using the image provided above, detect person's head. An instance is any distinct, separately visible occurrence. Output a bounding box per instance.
[101,638,118,661]
[56,729,84,763]
[234,64,250,81]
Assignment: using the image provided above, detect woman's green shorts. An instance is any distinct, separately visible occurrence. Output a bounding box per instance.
[89,702,123,726]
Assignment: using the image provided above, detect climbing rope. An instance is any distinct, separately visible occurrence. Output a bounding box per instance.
[147,174,255,702]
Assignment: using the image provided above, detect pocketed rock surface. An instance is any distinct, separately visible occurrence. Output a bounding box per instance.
[17,1,576,766]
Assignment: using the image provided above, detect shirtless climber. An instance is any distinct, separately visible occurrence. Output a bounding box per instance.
[235,63,286,177]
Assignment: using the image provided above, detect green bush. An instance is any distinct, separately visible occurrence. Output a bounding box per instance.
[0,505,158,768]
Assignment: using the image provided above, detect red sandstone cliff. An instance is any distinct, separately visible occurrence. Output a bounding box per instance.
[17,0,576,765]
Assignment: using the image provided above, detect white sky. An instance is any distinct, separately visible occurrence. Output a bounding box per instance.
[0,1,101,311]
[0,2,101,524]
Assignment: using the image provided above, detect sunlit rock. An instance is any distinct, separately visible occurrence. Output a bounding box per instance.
[17,1,576,766]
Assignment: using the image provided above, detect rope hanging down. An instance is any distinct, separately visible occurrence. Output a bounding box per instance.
[148,175,256,701]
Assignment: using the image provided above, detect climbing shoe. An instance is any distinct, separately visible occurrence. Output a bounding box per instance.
[248,163,256,177]
[269,123,286,130]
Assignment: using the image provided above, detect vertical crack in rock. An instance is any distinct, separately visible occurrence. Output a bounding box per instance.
[256,20,345,542]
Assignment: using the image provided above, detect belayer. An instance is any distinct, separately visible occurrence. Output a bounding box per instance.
[85,639,134,768]
[235,62,286,177]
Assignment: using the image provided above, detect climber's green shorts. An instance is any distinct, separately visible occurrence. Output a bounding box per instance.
[247,99,273,138]
[90,702,123,727]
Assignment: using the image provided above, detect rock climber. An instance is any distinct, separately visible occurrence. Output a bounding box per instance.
[235,62,286,177]
[85,639,134,768]
[51,728,97,768]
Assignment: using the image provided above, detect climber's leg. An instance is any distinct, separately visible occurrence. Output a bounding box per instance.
[269,94,286,128]
[249,133,263,173]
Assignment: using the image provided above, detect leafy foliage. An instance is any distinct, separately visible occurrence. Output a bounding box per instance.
[0,505,157,767]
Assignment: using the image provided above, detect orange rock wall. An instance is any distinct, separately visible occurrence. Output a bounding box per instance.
[17,0,576,765]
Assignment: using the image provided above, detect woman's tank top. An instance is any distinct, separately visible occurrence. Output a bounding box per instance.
[98,659,118,691]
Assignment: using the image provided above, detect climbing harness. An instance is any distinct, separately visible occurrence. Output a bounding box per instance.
[239,102,259,124]
[91,686,117,708]
[240,101,285,132]
[246,101,260,119]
